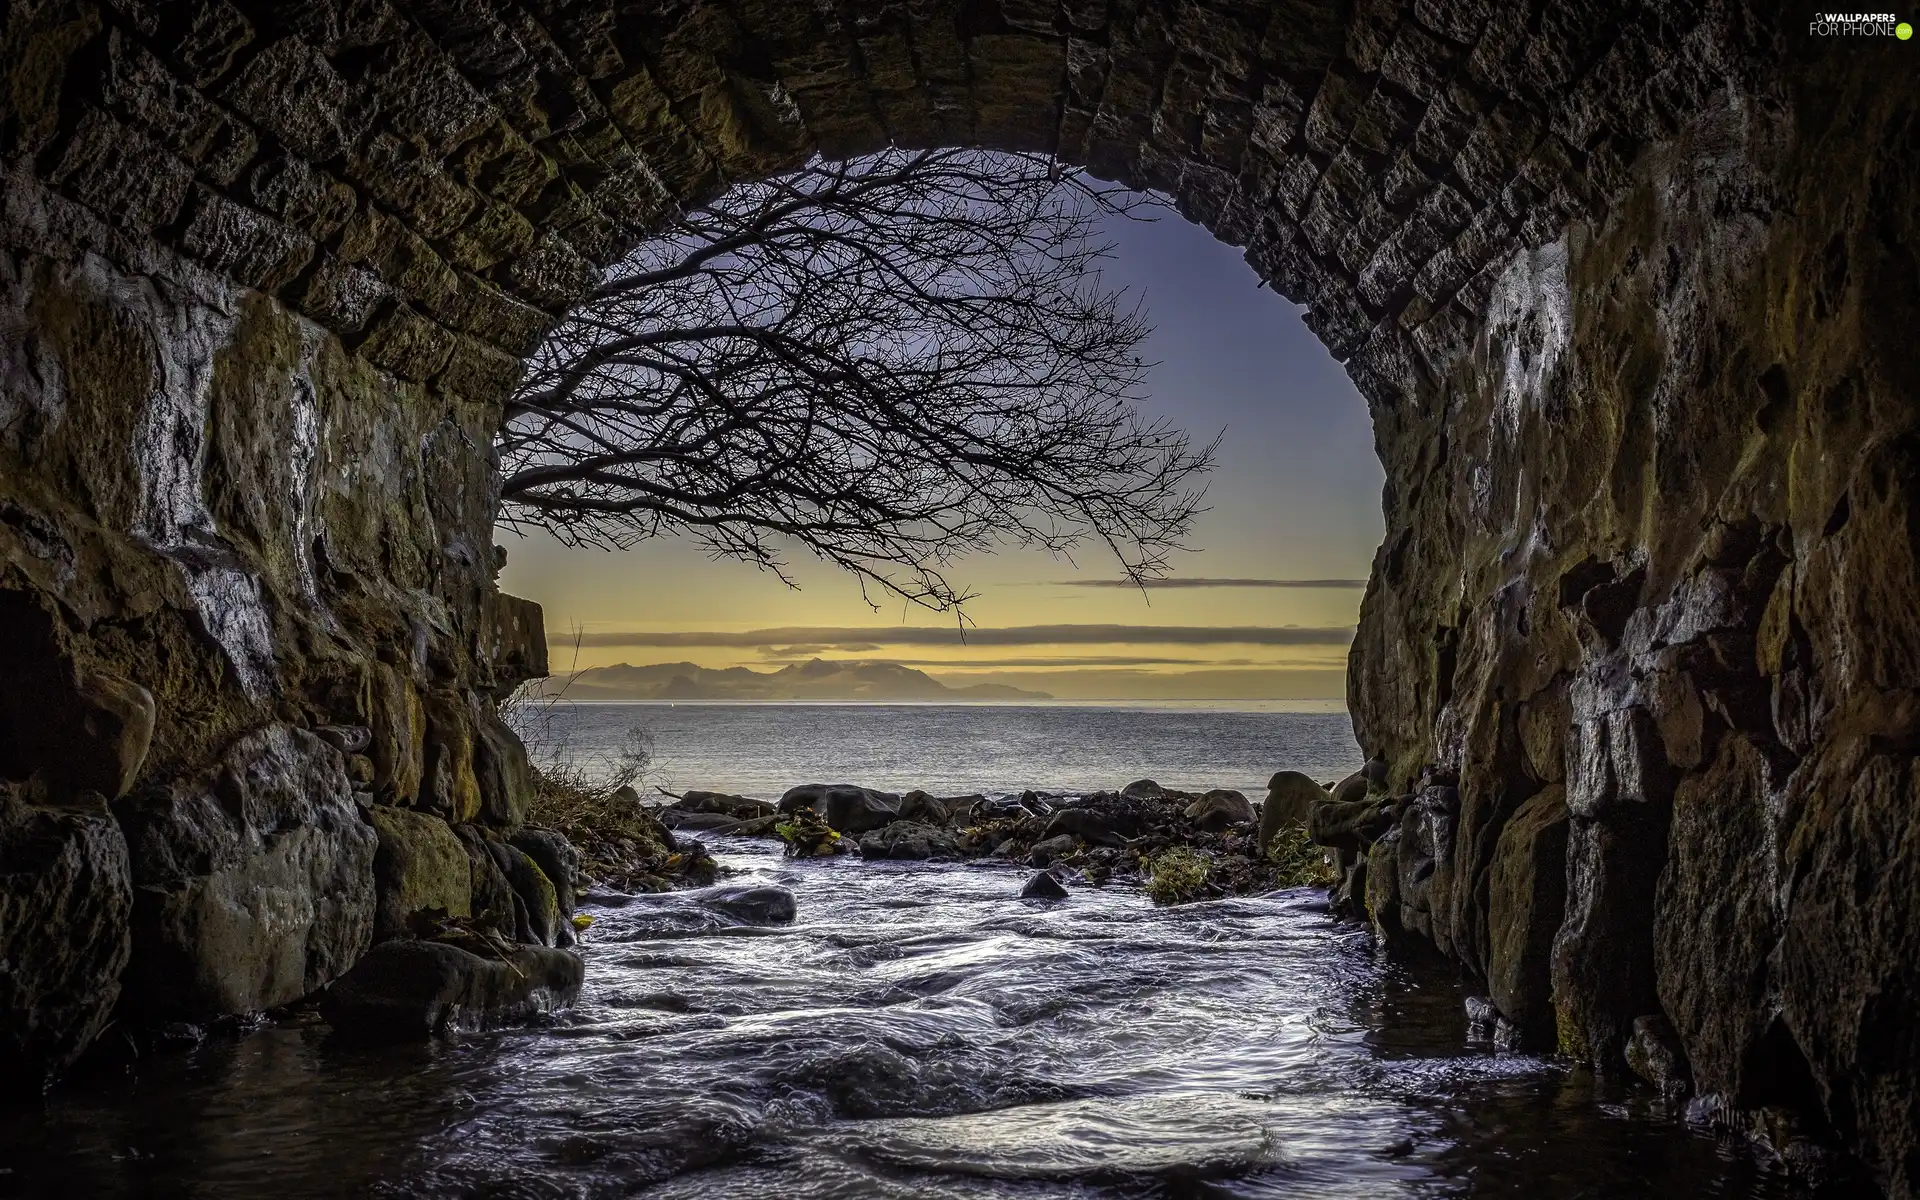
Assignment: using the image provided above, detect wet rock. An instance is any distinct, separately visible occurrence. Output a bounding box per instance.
[1041,806,1128,846]
[0,793,132,1090]
[1626,1014,1691,1100]
[490,841,563,947]
[1329,770,1369,806]
[859,821,960,860]
[777,783,901,834]
[1026,833,1076,866]
[694,884,797,925]
[1019,869,1069,900]
[897,790,951,826]
[1307,792,1402,853]
[453,824,518,939]
[674,790,775,820]
[1183,788,1254,831]
[368,806,471,940]
[319,939,583,1041]
[1486,785,1569,1050]
[1120,778,1174,803]
[510,827,580,915]
[662,809,748,832]
[117,725,376,1020]
[713,814,780,837]
[1259,771,1327,852]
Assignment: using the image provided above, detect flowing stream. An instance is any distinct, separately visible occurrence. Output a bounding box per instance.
[2,835,1816,1197]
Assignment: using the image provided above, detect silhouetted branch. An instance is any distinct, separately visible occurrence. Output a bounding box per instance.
[498,147,1214,611]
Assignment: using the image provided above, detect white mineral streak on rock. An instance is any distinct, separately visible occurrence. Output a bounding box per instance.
[1486,236,1572,441]
[289,326,324,606]
[122,261,276,698]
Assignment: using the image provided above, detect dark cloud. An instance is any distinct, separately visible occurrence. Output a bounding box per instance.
[756,643,880,657]
[1045,577,1367,589]
[574,624,1355,648]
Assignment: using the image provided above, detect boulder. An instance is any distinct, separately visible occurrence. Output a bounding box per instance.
[1306,792,1403,853]
[695,884,797,925]
[0,793,132,1091]
[1026,833,1076,866]
[489,842,563,947]
[1626,1013,1692,1100]
[858,821,960,860]
[320,939,584,1041]
[1486,785,1570,1049]
[368,806,472,940]
[777,783,901,834]
[715,814,779,837]
[1259,771,1327,853]
[1120,778,1172,802]
[675,790,775,819]
[453,824,519,939]
[117,725,376,1020]
[1042,806,1129,846]
[1020,869,1069,900]
[896,790,950,826]
[1183,788,1255,831]
[472,702,534,828]
[1329,770,1369,806]
[661,809,747,832]
[510,827,580,915]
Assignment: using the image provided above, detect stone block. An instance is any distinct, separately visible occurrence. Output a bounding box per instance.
[0,793,131,1091]
[116,725,376,1020]
[368,805,471,940]
[178,186,315,293]
[1487,783,1569,1049]
[48,106,193,231]
[222,37,353,162]
[319,938,583,1040]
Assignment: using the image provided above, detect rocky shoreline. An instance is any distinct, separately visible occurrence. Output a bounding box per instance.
[647,769,1348,902]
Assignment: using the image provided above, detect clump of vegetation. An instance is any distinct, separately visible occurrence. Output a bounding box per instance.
[504,676,716,892]
[1144,846,1211,905]
[1264,823,1337,888]
[774,809,845,858]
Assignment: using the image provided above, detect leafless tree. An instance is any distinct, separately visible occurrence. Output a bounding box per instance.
[497,147,1215,611]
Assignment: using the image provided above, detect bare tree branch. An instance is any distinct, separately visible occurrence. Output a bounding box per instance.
[497,148,1215,611]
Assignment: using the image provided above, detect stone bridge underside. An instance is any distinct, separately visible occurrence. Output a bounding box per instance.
[1,0,1916,1192]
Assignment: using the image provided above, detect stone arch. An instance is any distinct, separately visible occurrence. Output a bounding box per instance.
[3,2,1920,1194]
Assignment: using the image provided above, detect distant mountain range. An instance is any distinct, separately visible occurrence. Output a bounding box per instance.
[549,659,1053,702]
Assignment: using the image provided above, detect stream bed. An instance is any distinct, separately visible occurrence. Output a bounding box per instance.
[0,836,1826,1198]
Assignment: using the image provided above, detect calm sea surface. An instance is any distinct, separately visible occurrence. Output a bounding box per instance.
[514,700,1363,799]
[0,704,1841,1198]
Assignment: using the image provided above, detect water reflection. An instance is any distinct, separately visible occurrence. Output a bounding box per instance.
[0,840,1859,1198]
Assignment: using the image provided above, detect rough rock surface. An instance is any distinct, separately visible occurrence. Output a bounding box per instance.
[319,939,584,1041]
[0,791,131,1089]
[778,783,902,835]
[116,724,376,1020]
[368,806,472,941]
[1258,771,1327,851]
[859,821,961,861]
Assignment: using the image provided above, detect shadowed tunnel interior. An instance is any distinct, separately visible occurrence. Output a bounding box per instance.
[0,0,1917,1193]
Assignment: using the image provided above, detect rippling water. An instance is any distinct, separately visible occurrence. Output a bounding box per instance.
[0,705,1839,1196]
[4,837,1817,1198]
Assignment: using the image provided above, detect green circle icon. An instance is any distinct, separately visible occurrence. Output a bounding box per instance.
[1900,21,1915,39]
